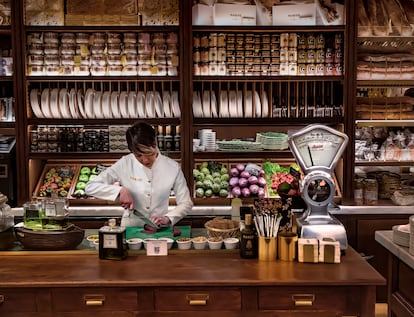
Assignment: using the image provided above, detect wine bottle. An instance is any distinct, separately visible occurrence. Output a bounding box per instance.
[240,214,258,259]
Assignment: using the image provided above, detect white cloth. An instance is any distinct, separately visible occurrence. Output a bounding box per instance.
[85,153,193,227]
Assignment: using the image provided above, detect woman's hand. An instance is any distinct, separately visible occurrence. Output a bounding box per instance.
[119,187,134,210]
[150,216,171,227]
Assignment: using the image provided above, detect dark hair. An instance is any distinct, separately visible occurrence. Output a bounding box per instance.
[126,122,156,153]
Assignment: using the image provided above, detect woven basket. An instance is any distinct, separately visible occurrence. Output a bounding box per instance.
[205,218,240,239]
[15,225,85,250]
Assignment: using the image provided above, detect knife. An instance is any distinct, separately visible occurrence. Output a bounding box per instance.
[132,209,159,228]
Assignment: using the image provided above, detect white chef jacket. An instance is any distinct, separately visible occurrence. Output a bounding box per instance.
[85,153,193,227]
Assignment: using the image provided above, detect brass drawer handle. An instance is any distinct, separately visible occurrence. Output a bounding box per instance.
[84,294,105,306]
[0,295,4,304]
[292,294,315,306]
[186,294,209,306]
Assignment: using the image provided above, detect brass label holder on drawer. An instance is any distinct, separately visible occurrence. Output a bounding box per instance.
[292,294,315,306]
[186,294,209,306]
[84,294,106,306]
[0,294,4,304]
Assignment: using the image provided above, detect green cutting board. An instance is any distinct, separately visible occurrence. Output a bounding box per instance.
[126,226,191,241]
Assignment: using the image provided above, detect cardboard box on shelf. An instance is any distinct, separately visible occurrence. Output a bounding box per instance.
[272,0,316,26]
[192,4,214,25]
[214,3,256,26]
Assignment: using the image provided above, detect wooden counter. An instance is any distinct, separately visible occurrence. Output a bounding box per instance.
[0,247,385,317]
[375,231,414,317]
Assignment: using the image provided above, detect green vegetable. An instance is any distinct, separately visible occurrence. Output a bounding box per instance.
[76,181,86,190]
[91,167,99,175]
[78,174,89,182]
[195,188,205,198]
[219,189,229,197]
[80,166,91,175]
[88,174,97,181]
[204,189,213,197]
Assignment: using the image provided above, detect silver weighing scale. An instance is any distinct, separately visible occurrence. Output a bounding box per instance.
[288,124,348,251]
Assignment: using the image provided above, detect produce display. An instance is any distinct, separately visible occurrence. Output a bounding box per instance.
[193,161,229,198]
[37,166,75,198]
[262,162,301,197]
[72,164,109,198]
[228,163,266,198]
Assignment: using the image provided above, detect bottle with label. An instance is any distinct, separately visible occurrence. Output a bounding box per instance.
[99,218,127,260]
[240,213,258,259]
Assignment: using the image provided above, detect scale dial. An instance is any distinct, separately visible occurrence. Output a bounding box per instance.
[289,125,348,174]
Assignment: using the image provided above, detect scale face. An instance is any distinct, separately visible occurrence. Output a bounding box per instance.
[288,124,349,251]
[289,125,348,174]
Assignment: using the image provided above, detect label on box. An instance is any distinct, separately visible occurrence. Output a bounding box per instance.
[272,0,316,26]
[214,3,256,26]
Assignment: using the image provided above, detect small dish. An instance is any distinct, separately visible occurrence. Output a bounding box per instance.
[224,237,239,249]
[176,237,192,250]
[192,236,207,250]
[127,238,143,250]
[208,237,223,250]
[86,234,99,248]
[93,240,99,250]
[158,237,174,250]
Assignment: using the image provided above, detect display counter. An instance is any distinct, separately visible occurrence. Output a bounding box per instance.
[0,246,384,317]
[375,231,414,317]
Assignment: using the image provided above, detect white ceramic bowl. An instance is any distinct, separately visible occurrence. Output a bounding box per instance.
[176,238,192,250]
[143,238,158,250]
[208,237,223,250]
[224,237,239,249]
[127,238,143,250]
[86,235,99,248]
[158,237,174,250]
[192,236,207,250]
[93,240,99,250]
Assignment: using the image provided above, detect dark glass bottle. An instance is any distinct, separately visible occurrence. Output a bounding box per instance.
[99,218,127,260]
[240,214,258,259]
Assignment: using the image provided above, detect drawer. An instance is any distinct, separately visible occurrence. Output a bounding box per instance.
[52,288,138,312]
[155,287,241,311]
[0,289,39,313]
[258,286,353,313]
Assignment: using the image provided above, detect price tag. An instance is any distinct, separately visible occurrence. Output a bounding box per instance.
[146,240,168,256]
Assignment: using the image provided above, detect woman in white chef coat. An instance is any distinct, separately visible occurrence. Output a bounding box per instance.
[85,122,193,227]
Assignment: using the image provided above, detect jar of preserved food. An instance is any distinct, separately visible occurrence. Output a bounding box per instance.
[354,178,364,205]
[363,178,378,205]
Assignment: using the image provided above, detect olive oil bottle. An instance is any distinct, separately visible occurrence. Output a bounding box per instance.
[99,218,127,260]
[240,213,258,259]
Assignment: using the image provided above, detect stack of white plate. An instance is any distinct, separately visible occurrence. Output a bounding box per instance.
[410,215,414,255]
[392,224,410,247]
[198,128,216,151]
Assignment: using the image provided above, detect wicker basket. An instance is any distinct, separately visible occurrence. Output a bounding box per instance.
[15,224,85,250]
[204,217,240,239]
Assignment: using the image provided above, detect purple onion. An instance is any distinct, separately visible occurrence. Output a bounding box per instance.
[229,177,240,187]
[238,177,248,188]
[257,187,265,198]
[240,171,251,179]
[257,176,267,187]
[249,184,259,195]
[231,186,241,197]
[236,163,245,172]
[241,187,250,197]
[230,168,239,177]
[248,175,258,185]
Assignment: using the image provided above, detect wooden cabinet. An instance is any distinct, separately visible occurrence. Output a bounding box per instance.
[0,248,385,317]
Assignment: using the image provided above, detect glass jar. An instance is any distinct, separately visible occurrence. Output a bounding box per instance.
[354,178,364,205]
[363,178,378,205]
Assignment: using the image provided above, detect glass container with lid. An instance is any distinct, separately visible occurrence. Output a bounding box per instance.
[99,218,127,260]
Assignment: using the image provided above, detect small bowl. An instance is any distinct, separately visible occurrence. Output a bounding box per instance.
[158,237,174,250]
[93,240,99,250]
[86,235,99,248]
[192,236,207,250]
[143,238,158,250]
[208,237,223,250]
[176,238,192,250]
[224,237,239,249]
[127,238,143,250]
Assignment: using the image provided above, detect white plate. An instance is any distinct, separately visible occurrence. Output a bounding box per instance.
[154,91,163,117]
[236,90,243,118]
[136,91,146,118]
[59,88,70,119]
[84,88,95,119]
[253,90,261,118]
[30,89,44,118]
[244,90,253,118]
[228,90,237,117]
[93,91,103,118]
[111,91,120,118]
[128,91,137,118]
[102,91,111,118]
[119,91,129,118]
[49,88,60,118]
[219,90,229,118]
[193,91,202,117]
[162,91,171,118]
[69,88,78,119]
[145,91,155,118]
[40,88,51,118]
[77,89,86,118]
[202,90,211,118]
[261,90,269,117]
[171,91,180,118]
[211,91,218,118]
